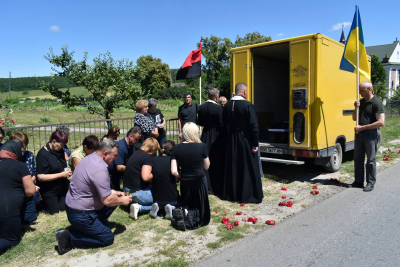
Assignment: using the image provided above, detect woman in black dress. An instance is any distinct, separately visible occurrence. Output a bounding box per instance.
[0,140,37,252]
[171,122,210,231]
[36,131,72,214]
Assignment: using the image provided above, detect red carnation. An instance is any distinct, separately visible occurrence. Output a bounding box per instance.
[266,220,276,225]
[282,195,287,199]
[222,217,230,224]
[312,186,318,189]
[286,201,293,207]
[234,221,239,226]
[281,187,287,191]
[247,217,254,222]
[240,203,245,207]
[252,217,258,224]
[383,158,389,161]
[236,212,243,215]
[279,201,287,206]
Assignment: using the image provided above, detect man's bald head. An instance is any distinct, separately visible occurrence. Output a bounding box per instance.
[235,82,247,94]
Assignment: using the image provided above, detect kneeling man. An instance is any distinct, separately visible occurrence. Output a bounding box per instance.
[55,138,132,255]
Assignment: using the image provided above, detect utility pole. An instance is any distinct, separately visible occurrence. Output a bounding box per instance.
[9,71,11,98]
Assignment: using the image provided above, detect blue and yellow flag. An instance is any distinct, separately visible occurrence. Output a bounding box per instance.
[339,6,370,80]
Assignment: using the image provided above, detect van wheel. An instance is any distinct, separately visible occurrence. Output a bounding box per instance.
[323,143,342,172]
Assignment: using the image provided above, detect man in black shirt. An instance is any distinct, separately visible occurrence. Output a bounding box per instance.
[178,93,198,139]
[349,81,385,192]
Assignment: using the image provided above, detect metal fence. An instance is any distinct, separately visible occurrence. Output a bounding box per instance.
[4,117,180,155]
[385,100,400,118]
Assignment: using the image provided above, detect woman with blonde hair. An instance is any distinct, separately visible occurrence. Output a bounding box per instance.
[123,137,160,219]
[134,100,159,141]
[170,122,210,231]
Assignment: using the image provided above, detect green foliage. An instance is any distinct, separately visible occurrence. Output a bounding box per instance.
[40,45,141,119]
[392,87,400,100]
[22,90,29,95]
[135,55,171,96]
[200,32,272,98]
[234,31,272,47]
[0,76,77,93]
[370,54,388,99]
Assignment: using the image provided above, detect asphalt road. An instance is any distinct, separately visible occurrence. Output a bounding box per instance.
[194,162,400,267]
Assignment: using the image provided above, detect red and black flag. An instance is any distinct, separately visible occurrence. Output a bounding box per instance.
[176,43,202,80]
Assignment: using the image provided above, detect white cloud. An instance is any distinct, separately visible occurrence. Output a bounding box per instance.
[328,22,351,32]
[49,25,60,32]
[277,33,284,37]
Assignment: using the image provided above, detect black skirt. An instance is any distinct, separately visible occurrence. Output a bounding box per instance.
[180,175,210,230]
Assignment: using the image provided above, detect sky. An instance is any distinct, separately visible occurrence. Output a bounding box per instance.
[0,0,398,78]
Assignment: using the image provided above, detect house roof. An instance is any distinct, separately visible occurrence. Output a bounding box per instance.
[366,41,399,61]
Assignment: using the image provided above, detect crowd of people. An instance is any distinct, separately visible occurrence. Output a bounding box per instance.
[0,84,265,255]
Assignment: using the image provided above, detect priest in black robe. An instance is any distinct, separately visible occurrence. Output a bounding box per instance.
[223,82,264,203]
[198,88,224,196]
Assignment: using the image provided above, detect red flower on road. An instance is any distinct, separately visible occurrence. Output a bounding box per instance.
[312,186,318,189]
[281,187,287,191]
[286,201,293,207]
[310,190,319,195]
[266,220,276,225]
[282,195,287,199]
[236,212,243,215]
[279,201,287,206]
[222,217,230,224]
[234,221,239,226]
[240,203,245,207]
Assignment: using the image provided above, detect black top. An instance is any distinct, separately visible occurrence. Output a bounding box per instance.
[172,143,208,178]
[198,100,223,131]
[178,103,198,129]
[0,159,31,218]
[152,156,179,204]
[124,150,154,190]
[147,109,166,141]
[36,146,69,197]
[359,96,385,126]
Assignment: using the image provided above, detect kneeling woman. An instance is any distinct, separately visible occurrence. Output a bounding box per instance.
[123,138,159,220]
[171,122,210,231]
[0,141,38,252]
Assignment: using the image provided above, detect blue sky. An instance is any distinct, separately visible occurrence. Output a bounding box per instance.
[0,0,398,78]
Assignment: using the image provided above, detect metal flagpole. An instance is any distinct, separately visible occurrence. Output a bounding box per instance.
[199,76,202,104]
[356,6,360,126]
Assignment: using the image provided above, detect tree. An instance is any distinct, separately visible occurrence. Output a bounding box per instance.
[200,32,272,97]
[40,45,141,120]
[234,32,272,47]
[370,54,388,99]
[22,90,29,95]
[135,55,170,96]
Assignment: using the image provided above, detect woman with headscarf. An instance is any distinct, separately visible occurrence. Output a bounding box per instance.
[36,131,72,214]
[170,122,211,231]
[0,140,38,252]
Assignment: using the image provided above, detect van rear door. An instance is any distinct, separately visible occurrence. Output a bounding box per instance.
[231,49,252,102]
[289,40,311,149]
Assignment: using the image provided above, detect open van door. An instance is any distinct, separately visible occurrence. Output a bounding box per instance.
[231,49,252,102]
[289,40,311,149]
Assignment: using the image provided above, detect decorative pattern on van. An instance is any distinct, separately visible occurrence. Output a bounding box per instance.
[291,65,307,77]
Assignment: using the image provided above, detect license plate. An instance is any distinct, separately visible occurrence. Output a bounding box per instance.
[262,147,283,154]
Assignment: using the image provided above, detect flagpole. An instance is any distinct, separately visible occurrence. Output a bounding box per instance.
[199,76,202,104]
[356,5,360,127]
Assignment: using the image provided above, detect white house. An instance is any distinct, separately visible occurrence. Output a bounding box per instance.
[366,39,400,98]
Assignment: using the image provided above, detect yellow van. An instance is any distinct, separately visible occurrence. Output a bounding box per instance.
[230,33,370,172]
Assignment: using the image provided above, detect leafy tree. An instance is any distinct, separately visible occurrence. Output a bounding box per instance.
[234,32,272,47]
[370,54,388,99]
[40,45,141,120]
[135,55,170,96]
[22,90,29,95]
[200,32,272,98]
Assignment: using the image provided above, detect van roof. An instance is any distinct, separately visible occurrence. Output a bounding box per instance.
[230,33,342,52]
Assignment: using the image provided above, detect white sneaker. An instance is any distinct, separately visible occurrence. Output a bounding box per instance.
[149,203,158,219]
[164,204,173,220]
[130,203,140,220]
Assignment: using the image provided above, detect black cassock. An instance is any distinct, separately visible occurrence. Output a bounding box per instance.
[198,100,224,196]
[222,95,263,203]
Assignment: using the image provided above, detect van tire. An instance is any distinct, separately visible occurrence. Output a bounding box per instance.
[323,143,342,172]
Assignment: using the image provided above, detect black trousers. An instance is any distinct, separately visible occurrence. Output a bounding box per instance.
[0,215,21,252]
[43,194,66,214]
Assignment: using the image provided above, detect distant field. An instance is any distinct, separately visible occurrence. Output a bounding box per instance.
[0,86,90,99]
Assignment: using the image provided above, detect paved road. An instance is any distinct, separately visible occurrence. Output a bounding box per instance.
[194,162,400,267]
